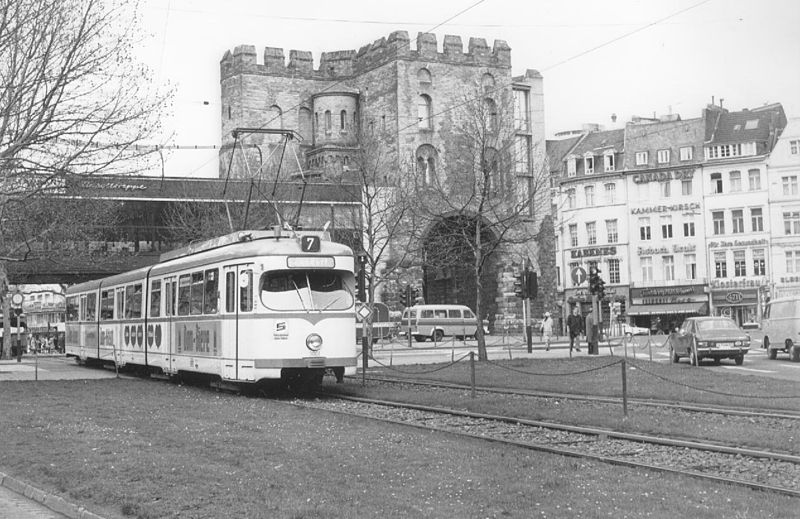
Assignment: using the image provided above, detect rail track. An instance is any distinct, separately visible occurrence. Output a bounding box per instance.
[299,393,800,497]
[355,375,800,421]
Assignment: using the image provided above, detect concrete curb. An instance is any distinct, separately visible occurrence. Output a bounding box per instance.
[0,471,108,519]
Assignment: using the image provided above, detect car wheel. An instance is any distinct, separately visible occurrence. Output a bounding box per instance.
[670,345,679,363]
[713,358,721,365]
[432,330,444,343]
[765,337,778,360]
[790,341,800,363]
[735,355,744,366]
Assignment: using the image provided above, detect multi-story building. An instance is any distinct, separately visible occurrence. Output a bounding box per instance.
[219,32,550,327]
[551,102,787,331]
[767,117,800,299]
[702,104,784,324]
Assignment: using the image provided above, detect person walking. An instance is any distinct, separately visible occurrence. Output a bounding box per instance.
[541,312,554,351]
[566,307,583,354]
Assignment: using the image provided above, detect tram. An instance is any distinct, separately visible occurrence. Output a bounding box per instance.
[65,228,357,388]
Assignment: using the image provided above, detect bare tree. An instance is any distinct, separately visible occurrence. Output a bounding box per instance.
[0,0,170,357]
[411,88,550,360]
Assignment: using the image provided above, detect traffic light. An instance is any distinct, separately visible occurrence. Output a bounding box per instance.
[588,266,606,299]
[526,270,538,299]
[514,271,526,299]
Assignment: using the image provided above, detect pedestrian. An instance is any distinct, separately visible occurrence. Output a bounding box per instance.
[541,312,554,351]
[567,307,583,353]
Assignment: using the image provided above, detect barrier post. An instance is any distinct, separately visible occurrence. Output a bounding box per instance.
[621,358,628,418]
[648,334,653,362]
[469,351,476,399]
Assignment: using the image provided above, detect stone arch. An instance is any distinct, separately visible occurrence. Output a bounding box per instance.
[421,212,500,325]
[417,67,432,86]
[481,73,495,93]
[415,144,438,186]
[298,107,312,141]
[418,94,432,129]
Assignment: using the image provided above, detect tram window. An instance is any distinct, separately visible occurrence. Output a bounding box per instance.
[204,269,218,314]
[66,296,79,322]
[240,269,253,312]
[165,280,176,316]
[225,272,235,312]
[100,290,114,320]
[259,270,354,311]
[150,280,161,318]
[190,272,204,315]
[125,284,142,318]
[116,288,125,320]
[86,293,97,321]
[178,274,191,316]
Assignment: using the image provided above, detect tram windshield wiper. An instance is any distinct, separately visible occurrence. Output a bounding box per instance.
[291,279,309,312]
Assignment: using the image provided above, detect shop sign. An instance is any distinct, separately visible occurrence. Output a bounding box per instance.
[631,202,700,215]
[631,168,695,184]
[709,277,767,290]
[630,284,706,305]
[725,292,744,304]
[780,275,800,284]
[570,246,617,259]
[712,289,757,306]
[708,238,769,249]
[638,243,697,256]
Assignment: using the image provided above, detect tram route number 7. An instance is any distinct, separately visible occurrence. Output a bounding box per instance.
[301,236,320,252]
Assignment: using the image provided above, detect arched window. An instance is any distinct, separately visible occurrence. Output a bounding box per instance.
[340,110,347,130]
[324,110,332,133]
[416,145,438,186]
[484,98,497,132]
[481,73,495,93]
[483,147,499,195]
[418,95,432,130]
[298,107,312,140]
[267,105,282,129]
[417,68,432,86]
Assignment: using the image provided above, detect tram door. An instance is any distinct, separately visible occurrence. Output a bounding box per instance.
[163,277,177,374]
[223,264,254,381]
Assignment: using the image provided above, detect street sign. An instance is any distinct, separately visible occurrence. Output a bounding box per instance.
[571,267,587,285]
[356,304,372,322]
[10,293,24,307]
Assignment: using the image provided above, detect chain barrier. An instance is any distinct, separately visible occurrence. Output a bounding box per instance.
[483,356,622,376]
[627,358,800,400]
[366,351,472,375]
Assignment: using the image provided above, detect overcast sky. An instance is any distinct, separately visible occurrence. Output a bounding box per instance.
[138,0,800,178]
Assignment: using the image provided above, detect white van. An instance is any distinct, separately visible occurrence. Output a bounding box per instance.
[400,304,479,343]
[762,296,800,362]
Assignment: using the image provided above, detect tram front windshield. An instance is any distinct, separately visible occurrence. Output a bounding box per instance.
[260,269,355,311]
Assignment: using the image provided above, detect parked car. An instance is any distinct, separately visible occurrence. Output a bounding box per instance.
[620,323,649,336]
[761,296,800,362]
[669,317,750,366]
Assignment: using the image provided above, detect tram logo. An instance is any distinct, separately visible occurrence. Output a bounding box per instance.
[274,320,289,340]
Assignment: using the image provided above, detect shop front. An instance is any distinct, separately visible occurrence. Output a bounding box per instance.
[709,278,767,326]
[627,285,709,334]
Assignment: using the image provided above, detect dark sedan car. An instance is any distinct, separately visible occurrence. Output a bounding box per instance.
[669,317,750,366]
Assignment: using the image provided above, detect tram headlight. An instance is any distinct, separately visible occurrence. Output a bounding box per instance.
[306,333,323,351]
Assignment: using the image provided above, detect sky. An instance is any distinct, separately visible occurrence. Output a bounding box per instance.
[138,0,800,178]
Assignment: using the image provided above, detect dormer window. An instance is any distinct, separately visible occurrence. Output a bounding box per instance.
[567,158,576,177]
[635,151,648,166]
[657,149,670,164]
[603,152,615,172]
[584,155,594,175]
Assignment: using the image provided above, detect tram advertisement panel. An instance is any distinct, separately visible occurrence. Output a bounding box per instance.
[175,321,221,356]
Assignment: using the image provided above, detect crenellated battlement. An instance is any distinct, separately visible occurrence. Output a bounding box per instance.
[220,31,512,80]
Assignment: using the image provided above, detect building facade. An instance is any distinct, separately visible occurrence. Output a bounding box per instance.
[551,102,787,331]
[219,32,551,327]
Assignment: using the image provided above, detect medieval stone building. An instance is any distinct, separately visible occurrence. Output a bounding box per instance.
[219,31,553,331]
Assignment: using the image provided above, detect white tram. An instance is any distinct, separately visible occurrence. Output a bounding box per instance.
[65,229,357,387]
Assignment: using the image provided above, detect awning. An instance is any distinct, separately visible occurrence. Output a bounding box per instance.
[626,302,708,316]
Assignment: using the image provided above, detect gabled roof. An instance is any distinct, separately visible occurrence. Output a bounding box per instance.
[546,136,582,174]
[705,103,786,145]
[570,128,624,156]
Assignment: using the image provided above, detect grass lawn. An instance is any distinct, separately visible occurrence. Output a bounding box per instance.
[0,365,797,518]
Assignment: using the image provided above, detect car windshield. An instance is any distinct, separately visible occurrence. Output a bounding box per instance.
[696,319,739,331]
[260,269,355,311]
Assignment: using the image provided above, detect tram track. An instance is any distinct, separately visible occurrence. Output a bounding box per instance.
[355,375,800,421]
[298,393,800,497]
